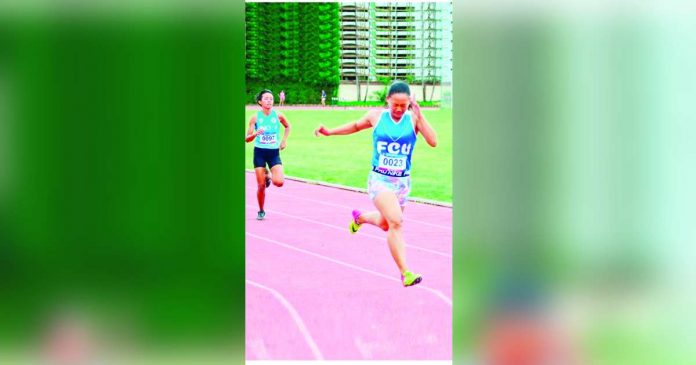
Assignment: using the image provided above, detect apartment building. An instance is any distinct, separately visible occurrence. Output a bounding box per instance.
[339,2,452,85]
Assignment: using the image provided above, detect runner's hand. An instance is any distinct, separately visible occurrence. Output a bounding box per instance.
[280,140,287,150]
[314,125,330,137]
[256,127,264,135]
[410,96,422,117]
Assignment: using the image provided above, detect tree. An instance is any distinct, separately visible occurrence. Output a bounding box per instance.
[246,2,340,104]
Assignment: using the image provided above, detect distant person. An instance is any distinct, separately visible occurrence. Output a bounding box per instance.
[313,81,437,287]
[321,89,326,107]
[279,90,285,106]
[245,89,291,220]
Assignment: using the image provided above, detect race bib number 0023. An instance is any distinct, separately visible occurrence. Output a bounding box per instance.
[378,154,407,172]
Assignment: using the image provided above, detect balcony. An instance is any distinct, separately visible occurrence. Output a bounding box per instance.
[341,16,370,22]
[341,53,370,59]
[375,42,416,49]
[375,25,416,31]
[341,25,370,31]
[375,59,415,65]
[375,56,416,62]
[375,35,416,41]
[375,5,415,11]
[375,66,416,72]
[341,71,370,76]
[342,44,370,51]
[375,15,415,22]
[341,34,370,41]
[340,73,371,81]
[375,50,416,55]
[341,8,369,13]
[375,23,416,30]
[340,66,370,71]
[375,37,416,42]
[342,40,370,46]
[340,5,370,12]
[340,68,370,74]
[375,44,416,52]
[340,57,370,64]
[374,48,413,55]
[375,72,416,79]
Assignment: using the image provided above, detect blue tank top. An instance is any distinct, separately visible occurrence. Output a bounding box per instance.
[254,110,281,149]
[371,110,417,177]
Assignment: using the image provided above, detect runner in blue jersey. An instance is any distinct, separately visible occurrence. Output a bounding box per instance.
[246,89,291,220]
[314,81,438,287]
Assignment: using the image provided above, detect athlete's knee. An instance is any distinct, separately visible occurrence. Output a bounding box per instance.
[257,183,266,191]
[380,222,389,231]
[386,216,403,230]
[272,178,284,187]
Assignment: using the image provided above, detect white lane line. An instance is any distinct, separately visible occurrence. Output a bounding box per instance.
[247,232,453,307]
[246,204,451,259]
[245,185,452,230]
[247,279,325,360]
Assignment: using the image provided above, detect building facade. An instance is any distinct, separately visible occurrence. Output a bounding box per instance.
[339,2,452,88]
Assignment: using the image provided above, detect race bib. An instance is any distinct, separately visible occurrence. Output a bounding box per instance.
[258,133,277,145]
[377,154,407,172]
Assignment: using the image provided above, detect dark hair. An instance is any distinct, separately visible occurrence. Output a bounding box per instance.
[256,89,273,103]
[387,81,410,97]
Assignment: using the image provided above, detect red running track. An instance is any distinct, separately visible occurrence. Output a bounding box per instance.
[245,172,452,360]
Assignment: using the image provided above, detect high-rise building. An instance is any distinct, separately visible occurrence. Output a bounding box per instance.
[339,3,372,82]
[372,3,417,81]
[339,2,452,85]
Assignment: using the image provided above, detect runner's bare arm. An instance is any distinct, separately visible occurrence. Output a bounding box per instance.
[278,112,290,150]
[245,115,261,143]
[314,110,379,137]
[246,115,261,143]
[411,98,437,147]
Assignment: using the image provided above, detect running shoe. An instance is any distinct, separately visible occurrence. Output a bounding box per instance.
[257,210,266,220]
[265,169,271,188]
[349,209,362,234]
[401,270,422,287]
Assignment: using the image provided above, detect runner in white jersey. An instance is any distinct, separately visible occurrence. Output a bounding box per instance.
[314,81,438,287]
[246,89,291,220]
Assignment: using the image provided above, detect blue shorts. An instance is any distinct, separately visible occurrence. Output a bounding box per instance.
[367,171,411,206]
[253,147,282,169]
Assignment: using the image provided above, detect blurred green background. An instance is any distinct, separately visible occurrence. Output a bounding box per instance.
[2,2,696,364]
[0,4,245,363]
[454,10,696,365]
[244,108,453,202]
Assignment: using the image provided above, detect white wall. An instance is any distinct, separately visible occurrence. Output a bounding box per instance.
[338,82,445,102]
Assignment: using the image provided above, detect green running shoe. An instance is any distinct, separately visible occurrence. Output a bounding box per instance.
[349,209,362,234]
[257,210,266,220]
[401,270,422,287]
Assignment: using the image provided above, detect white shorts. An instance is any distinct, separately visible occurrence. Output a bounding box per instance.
[367,171,411,206]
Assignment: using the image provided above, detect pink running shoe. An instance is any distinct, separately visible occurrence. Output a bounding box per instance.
[349,209,362,234]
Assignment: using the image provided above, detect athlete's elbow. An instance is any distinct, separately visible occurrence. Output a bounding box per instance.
[428,137,438,147]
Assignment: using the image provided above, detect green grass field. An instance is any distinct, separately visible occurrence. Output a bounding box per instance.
[245,108,452,203]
